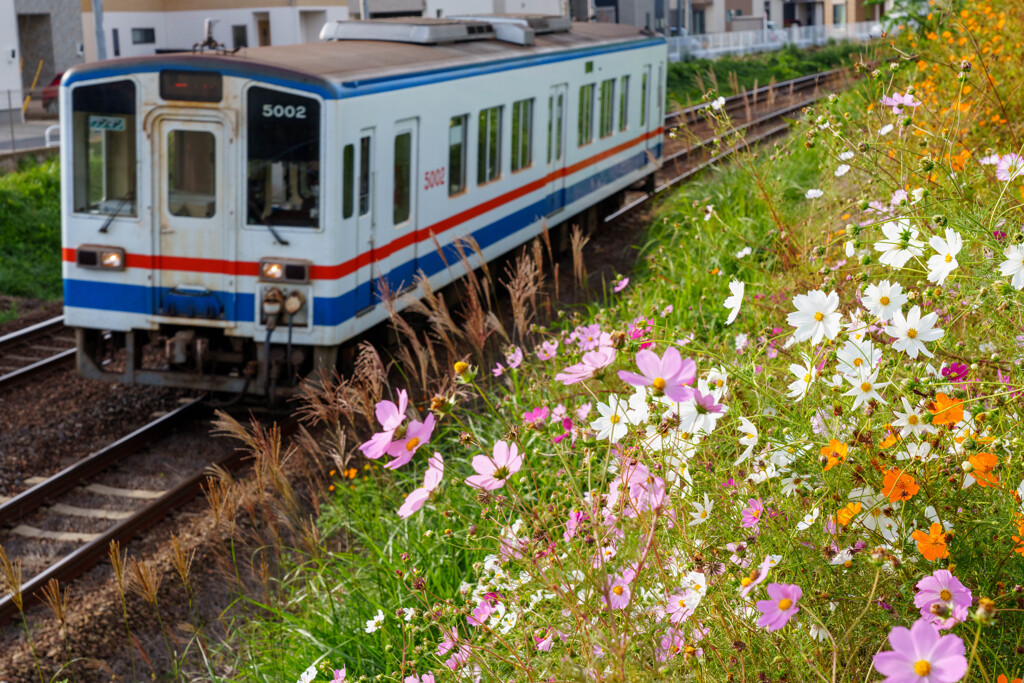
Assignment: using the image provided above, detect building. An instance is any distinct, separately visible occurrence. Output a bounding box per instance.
[1,0,20,123]
[659,0,877,34]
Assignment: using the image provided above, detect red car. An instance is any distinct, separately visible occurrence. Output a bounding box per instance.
[42,73,63,113]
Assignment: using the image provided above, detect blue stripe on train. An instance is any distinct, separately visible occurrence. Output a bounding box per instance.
[66,145,660,327]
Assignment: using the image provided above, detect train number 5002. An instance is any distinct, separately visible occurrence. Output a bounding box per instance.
[262,104,307,119]
[424,167,446,190]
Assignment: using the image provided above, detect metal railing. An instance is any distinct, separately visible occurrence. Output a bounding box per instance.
[0,86,60,155]
[669,20,893,60]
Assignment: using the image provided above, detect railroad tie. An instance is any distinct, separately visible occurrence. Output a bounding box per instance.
[84,483,165,500]
[10,525,99,543]
[49,503,132,520]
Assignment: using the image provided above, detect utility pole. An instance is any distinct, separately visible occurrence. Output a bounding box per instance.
[360,0,369,19]
[94,0,107,60]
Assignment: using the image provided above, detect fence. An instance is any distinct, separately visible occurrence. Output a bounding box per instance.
[668,20,891,60]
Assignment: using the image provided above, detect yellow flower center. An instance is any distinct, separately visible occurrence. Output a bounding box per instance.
[613,586,624,596]
[405,437,420,452]
[879,296,890,306]
[854,358,863,366]
[803,374,812,383]
[778,598,793,610]
[940,589,953,601]
[653,377,666,390]
[716,379,724,387]
[861,382,872,392]
[814,311,824,322]
[609,414,621,424]
[944,254,953,263]
[843,560,853,568]
[740,577,753,587]
[914,661,931,676]
[907,328,918,339]
[700,510,707,519]
[678,598,687,607]
[908,414,919,425]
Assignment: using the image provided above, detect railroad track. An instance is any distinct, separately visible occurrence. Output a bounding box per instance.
[0,315,76,390]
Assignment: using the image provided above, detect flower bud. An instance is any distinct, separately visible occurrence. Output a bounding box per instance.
[960,59,972,72]
[974,597,996,625]
[932,214,947,226]
[930,602,952,619]
[961,460,973,472]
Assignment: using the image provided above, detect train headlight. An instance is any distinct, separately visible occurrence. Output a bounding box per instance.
[259,258,310,283]
[76,245,126,271]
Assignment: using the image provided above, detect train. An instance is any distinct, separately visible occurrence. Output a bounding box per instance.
[60,14,666,399]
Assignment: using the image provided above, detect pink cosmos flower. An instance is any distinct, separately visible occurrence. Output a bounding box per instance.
[603,574,631,609]
[333,669,346,682]
[506,346,523,369]
[554,347,616,385]
[437,626,458,656]
[536,340,558,361]
[445,644,471,671]
[577,402,592,419]
[385,413,435,469]
[755,583,802,632]
[552,417,573,444]
[666,591,696,624]
[881,91,921,114]
[467,601,493,626]
[741,498,765,529]
[739,555,773,598]
[396,453,444,518]
[465,440,523,490]
[618,347,696,401]
[873,618,968,683]
[359,389,409,460]
[564,509,587,541]
[913,570,972,630]
[572,323,604,350]
[522,405,549,425]
[534,628,568,652]
[492,362,505,377]
[996,153,1024,181]
[404,675,434,683]
[656,628,685,662]
[613,276,630,292]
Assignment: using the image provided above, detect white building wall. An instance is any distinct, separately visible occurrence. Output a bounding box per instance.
[0,0,22,119]
[426,0,563,16]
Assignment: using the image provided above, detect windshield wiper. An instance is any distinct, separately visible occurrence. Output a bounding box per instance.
[247,198,290,246]
[99,191,134,233]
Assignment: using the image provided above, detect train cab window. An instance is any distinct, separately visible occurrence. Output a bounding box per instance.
[599,79,615,139]
[71,80,137,216]
[619,76,629,131]
[477,105,502,185]
[247,86,320,228]
[167,130,216,218]
[343,144,354,219]
[511,98,533,172]
[449,115,467,196]
[393,132,411,225]
[578,84,594,147]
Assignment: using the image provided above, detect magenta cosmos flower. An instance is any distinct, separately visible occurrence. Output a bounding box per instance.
[554,347,616,385]
[397,453,444,519]
[359,389,409,460]
[741,498,765,529]
[873,618,968,683]
[466,440,523,490]
[913,570,972,630]
[617,347,696,401]
[385,413,435,469]
[755,583,802,632]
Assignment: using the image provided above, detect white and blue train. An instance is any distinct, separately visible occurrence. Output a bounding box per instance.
[60,15,666,398]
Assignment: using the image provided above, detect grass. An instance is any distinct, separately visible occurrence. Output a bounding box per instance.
[0,157,62,300]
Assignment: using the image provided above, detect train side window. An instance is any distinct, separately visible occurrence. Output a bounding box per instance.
[359,136,371,216]
[578,84,594,147]
[546,92,564,164]
[343,143,354,219]
[511,98,533,172]
[449,115,467,196]
[640,70,649,128]
[71,80,137,216]
[599,79,615,139]
[393,132,411,225]
[619,75,629,131]
[477,105,502,185]
[167,130,216,218]
[247,86,320,228]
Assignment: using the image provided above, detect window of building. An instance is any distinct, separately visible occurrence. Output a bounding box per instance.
[112,28,120,57]
[833,3,847,24]
[393,132,411,225]
[619,75,629,131]
[246,86,321,228]
[233,25,248,49]
[511,98,533,172]
[132,28,155,44]
[343,143,354,218]
[578,83,594,147]
[477,105,502,185]
[599,79,615,138]
[71,80,137,216]
[167,130,216,218]
[449,115,467,195]
[691,9,706,34]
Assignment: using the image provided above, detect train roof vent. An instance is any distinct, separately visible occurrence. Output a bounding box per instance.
[319,17,497,45]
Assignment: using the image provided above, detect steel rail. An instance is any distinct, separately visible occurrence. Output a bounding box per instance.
[0,315,76,389]
[0,348,76,390]
[0,316,65,351]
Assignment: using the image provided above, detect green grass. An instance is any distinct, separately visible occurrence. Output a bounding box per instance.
[0,157,62,300]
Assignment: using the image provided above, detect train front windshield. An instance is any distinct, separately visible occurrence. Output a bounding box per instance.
[71,80,137,216]
[246,86,321,228]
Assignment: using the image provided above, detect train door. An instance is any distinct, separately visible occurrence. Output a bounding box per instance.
[152,115,234,321]
[642,64,656,154]
[376,117,418,298]
[546,83,568,216]
[354,128,375,315]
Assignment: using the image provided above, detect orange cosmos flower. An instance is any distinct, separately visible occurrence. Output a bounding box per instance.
[820,440,848,472]
[836,502,862,527]
[968,452,1000,488]
[996,675,1022,683]
[1012,514,1024,557]
[882,468,920,502]
[912,523,950,561]
[929,393,964,426]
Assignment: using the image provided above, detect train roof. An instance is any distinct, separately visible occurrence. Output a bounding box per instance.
[64,20,662,99]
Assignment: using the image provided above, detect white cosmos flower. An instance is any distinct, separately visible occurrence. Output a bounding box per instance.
[892,396,937,438]
[298,665,318,683]
[835,164,850,177]
[839,151,855,161]
[926,228,963,285]
[787,359,816,401]
[711,96,726,110]
[787,289,841,345]
[836,338,880,378]
[897,440,933,462]
[998,243,1024,290]
[862,279,907,321]
[879,123,894,136]
[845,240,855,257]
[843,369,889,409]
[884,305,944,359]
[874,219,925,269]
[591,396,636,442]
[689,493,713,526]
[723,280,744,325]
[796,507,820,531]
[365,609,385,633]
[911,187,926,204]
[805,188,824,199]
[734,416,758,465]
[735,333,748,351]
[736,246,752,258]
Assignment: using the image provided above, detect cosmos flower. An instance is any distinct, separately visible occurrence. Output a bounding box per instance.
[787,358,816,401]
[835,164,851,177]
[861,280,907,320]
[603,575,631,610]
[996,152,1024,181]
[787,289,841,345]
[554,346,617,384]
[998,243,1024,290]
[723,280,744,325]
[755,583,802,632]
[536,339,558,360]
[385,413,435,469]
[926,228,963,285]
[881,90,921,114]
[872,618,967,683]
[796,507,820,531]
[466,440,523,491]
[397,453,444,518]
[843,370,889,409]
[884,306,944,359]
[914,570,972,630]
[892,397,937,438]
[741,498,765,529]
[617,347,696,402]
[365,609,385,633]
[360,389,410,460]
[689,493,713,526]
[613,276,630,292]
[874,219,925,269]
[805,188,824,199]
